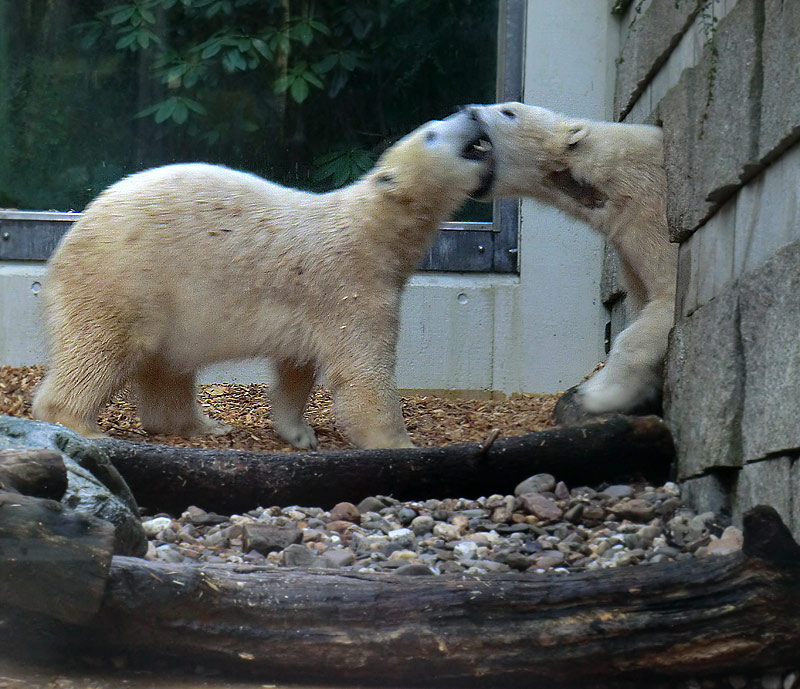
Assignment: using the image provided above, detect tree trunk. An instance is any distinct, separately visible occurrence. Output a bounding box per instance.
[97,414,674,515]
[4,505,796,688]
[0,490,116,624]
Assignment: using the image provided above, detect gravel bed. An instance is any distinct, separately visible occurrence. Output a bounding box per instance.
[141,472,745,575]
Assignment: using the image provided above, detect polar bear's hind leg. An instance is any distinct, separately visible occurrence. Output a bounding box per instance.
[133,354,231,436]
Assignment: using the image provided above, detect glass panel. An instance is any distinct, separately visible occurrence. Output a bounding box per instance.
[0,0,497,221]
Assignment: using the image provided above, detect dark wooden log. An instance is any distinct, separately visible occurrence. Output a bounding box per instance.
[0,448,67,499]
[0,490,116,624]
[97,414,674,514]
[18,505,799,688]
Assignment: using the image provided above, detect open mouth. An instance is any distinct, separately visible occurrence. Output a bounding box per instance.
[461,135,493,161]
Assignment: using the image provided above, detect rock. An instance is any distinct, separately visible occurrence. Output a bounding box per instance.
[0,415,146,556]
[453,541,479,560]
[610,499,656,522]
[410,515,435,536]
[728,676,747,689]
[563,503,584,524]
[519,493,563,522]
[396,507,417,525]
[532,550,565,569]
[763,673,782,689]
[321,547,356,569]
[394,563,434,576]
[433,522,460,541]
[696,526,744,557]
[503,551,532,571]
[356,496,386,514]
[242,523,301,555]
[282,543,318,568]
[155,544,184,563]
[142,516,173,539]
[514,473,556,496]
[784,672,799,689]
[329,501,360,523]
[554,481,570,500]
[600,485,635,500]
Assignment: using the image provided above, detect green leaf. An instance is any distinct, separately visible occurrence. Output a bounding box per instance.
[290,77,309,103]
[273,74,292,94]
[339,51,357,71]
[314,53,338,74]
[154,98,177,123]
[292,23,314,47]
[139,7,157,24]
[252,38,271,60]
[115,31,138,50]
[110,6,136,25]
[172,100,188,124]
[201,40,222,58]
[184,98,207,114]
[308,19,330,36]
[304,71,323,89]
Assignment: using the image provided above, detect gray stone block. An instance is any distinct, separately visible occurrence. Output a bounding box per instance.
[679,471,735,522]
[759,0,800,161]
[793,458,800,544]
[614,0,700,120]
[732,458,794,538]
[660,0,762,242]
[738,240,800,461]
[664,285,743,479]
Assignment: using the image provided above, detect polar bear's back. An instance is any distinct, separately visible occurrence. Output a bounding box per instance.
[43,163,345,366]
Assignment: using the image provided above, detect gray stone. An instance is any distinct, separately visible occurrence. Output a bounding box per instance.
[410,515,435,536]
[514,473,556,496]
[660,0,762,242]
[759,0,800,161]
[610,499,655,523]
[394,563,434,576]
[733,458,793,532]
[321,547,356,569]
[0,415,146,556]
[519,493,563,522]
[664,285,744,479]
[328,501,360,523]
[600,485,634,500]
[679,472,734,520]
[739,241,800,460]
[614,0,700,120]
[282,543,318,568]
[243,523,302,555]
[357,496,386,514]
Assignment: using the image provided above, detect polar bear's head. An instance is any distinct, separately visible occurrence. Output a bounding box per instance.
[465,101,609,209]
[367,113,494,208]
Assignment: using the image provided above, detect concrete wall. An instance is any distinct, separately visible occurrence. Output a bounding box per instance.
[0,2,619,397]
[615,0,800,538]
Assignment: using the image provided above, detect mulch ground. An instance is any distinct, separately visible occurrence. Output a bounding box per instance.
[0,365,558,453]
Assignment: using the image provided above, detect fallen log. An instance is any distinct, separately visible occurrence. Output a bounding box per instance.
[97,414,674,514]
[0,490,116,624]
[2,505,797,688]
[0,448,67,499]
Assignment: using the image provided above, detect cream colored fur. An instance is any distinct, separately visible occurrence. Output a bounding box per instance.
[32,115,492,449]
[469,102,677,414]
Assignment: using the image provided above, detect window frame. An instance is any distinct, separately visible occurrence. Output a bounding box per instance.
[0,1,524,273]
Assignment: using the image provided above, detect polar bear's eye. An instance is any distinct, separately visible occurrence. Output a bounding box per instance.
[425,130,437,144]
[501,109,517,119]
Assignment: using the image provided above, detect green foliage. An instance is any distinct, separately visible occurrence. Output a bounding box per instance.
[0,0,497,209]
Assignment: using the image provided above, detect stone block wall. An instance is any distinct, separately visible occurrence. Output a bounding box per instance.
[613,0,800,538]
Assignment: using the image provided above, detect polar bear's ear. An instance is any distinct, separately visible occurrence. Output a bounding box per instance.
[566,125,588,148]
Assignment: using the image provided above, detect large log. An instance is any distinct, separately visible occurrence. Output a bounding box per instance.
[97,414,674,514]
[3,506,797,688]
[0,490,116,624]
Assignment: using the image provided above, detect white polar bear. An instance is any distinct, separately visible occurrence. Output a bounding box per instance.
[32,114,494,449]
[467,102,676,420]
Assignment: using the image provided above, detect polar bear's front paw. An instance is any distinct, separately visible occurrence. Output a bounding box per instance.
[274,420,318,450]
[554,379,662,426]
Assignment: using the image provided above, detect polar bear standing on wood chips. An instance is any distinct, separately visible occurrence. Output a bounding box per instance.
[32,114,494,449]
[467,102,676,422]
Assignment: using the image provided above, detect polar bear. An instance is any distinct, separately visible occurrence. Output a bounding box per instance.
[32,114,494,449]
[466,102,676,421]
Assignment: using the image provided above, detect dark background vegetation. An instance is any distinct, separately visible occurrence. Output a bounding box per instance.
[0,0,497,212]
